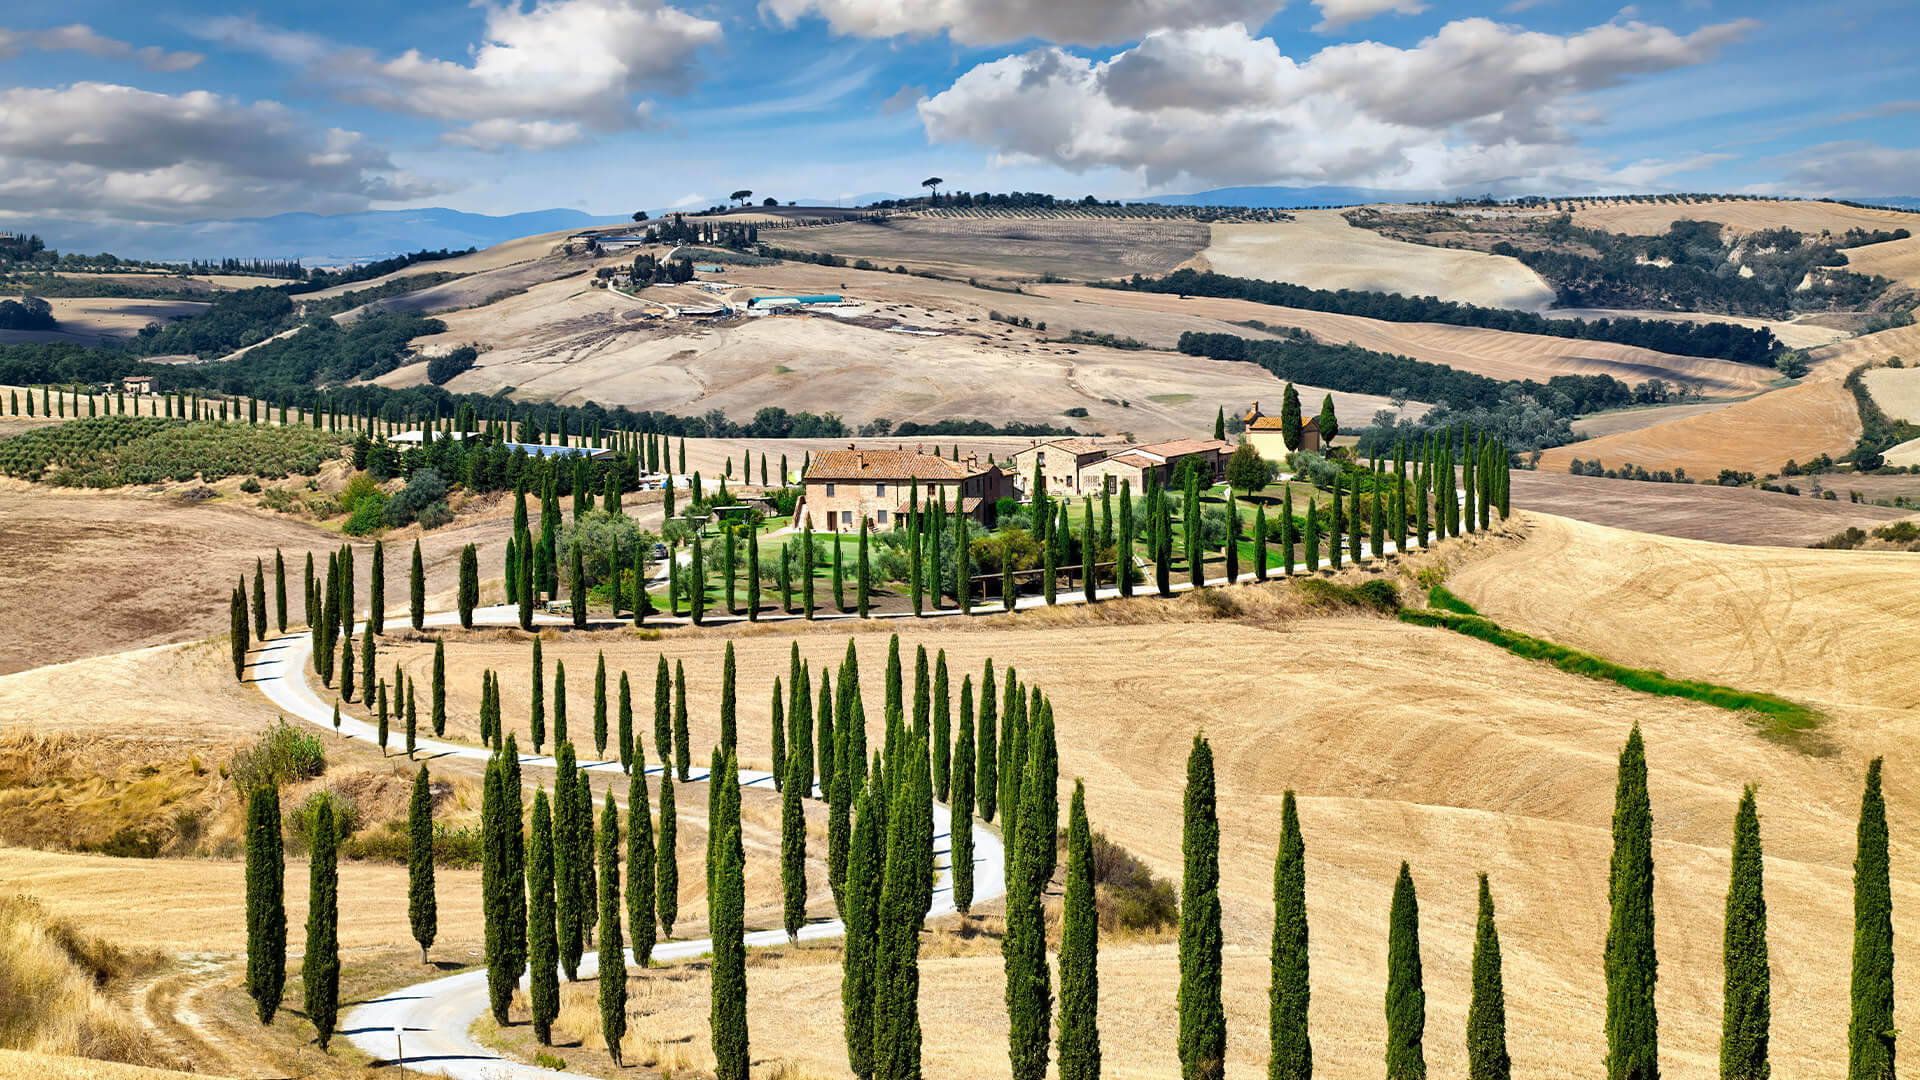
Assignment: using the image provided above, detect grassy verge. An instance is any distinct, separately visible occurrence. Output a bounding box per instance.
[1400,597,1821,747]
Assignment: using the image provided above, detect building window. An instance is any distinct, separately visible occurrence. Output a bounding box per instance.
[825,483,836,497]
[1037,452,1046,468]
[876,482,887,496]
[877,509,889,525]
[841,510,852,528]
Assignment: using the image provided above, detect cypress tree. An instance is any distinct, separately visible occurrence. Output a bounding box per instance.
[357,622,373,704]
[530,639,546,753]
[723,527,737,615]
[656,764,679,933]
[627,764,656,967]
[432,640,446,737]
[711,748,749,1080]
[873,733,930,1080]
[1606,726,1658,1080]
[828,744,853,917]
[834,533,847,611]
[782,734,809,942]
[1270,790,1310,1080]
[1057,780,1100,1080]
[253,559,269,642]
[1386,862,1427,1080]
[1033,702,1059,883]
[554,743,585,980]
[1468,874,1509,1080]
[954,496,971,613]
[953,677,976,914]
[370,540,386,634]
[244,781,285,1024]
[1254,503,1269,581]
[932,651,951,801]
[1185,470,1204,589]
[618,671,634,773]
[406,676,418,759]
[408,765,437,963]
[231,586,248,681]
[593,652,609,758]
[1005,713,1053,1080]
[519,537,535,631]
[459,543,478,629]
[482,754,511,1021]
[817,668,836,804]
[1083,498,1098,601]
[303,795,340,1050]
[844,784,883,1080]
[528,789,559,1044]
[720,641,738,754]
[654,654,672,781]
[598,791,628,1067]
[748,527,761,621]
[858,520,874,618]
[411,539,426,630]
[1349,479,1364,564]
[1119,480,1136,598]
[977,660,999,823]
[504,736,528,981]
[912,642,929,739]
[1179,733,1225,1080]
[1849,758,1893,1080]
[1720,787,1768,1080]
[374,679,388,753]
[804,523,817,619]
[304,552,315,627]
[1328,475,1343,570]
[571,540,587,628]
[673,659,690,781]
[1302,493,1318,572]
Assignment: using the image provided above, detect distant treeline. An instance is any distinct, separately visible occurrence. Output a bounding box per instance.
[1104,269,1781,366]
[0,296,56,332]
[281,248,475,295]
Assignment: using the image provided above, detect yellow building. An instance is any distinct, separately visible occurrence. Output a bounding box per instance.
[1240,402,1320,460]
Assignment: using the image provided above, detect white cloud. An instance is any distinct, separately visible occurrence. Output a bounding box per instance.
[1779,142,1920,197]
[0,83,443,220]
[670,192,712,208]
[0,23,201,71]
[1312,0,1428,33]
[919,17,1756,190]
[759,0,1287,46]
[199,0,722,150]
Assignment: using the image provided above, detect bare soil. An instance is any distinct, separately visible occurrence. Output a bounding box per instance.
[1507,470,1912,545]
[765,216,1210,282]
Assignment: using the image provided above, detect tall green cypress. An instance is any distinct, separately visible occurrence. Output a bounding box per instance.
[1005,711,1053,1080]
[748,527,761,621]
[618,671,634,773]
[1328,474,1343,570]
[1185,470,1204,589]
[411,539,426,630]
[673,659,690,781]
[406,676,418,759]
[1302,493,1318,571]
[430,639,446,737]
[1119,479,1135,598]
[481,754,511,1021]
[1348,477,1363,563]
[554,665,568,753]
[597,791,628,1066]
[627,764,656,967]
[953,677,976,915]
[657,769,678,939]
[782,733,809,942]
[253,558,269,642]
[720,641,738,754]
[804,523,817,619]
[408,765,438,963]
[304,551,315,627]
[977,660,998,823]
[873,734,930,1080]
[932,651,951,802]
[654,654,672,780]
[530,639,546,753]
[912,642,929,738]
[554,743,585,980]
[370,540,386,634]
[1179,733,1225,1080]
[772,678,787,792]
[711,748,749,1080]
[231,586,248,682]
[1849,758,1894,1080]
[570,540,588,629]
[844,785,883,1080]
[244,781,285,1024]
[1270,790,1310,1080]
[303,795,340,1050]
[1386,862,1427,1080]
[593,652,609,759]
[374,680,388,753]
[834,532,847,611]
[459,543,478,629]
[504,736,528,980]
[1720,787,1768,1080]
[1605,726,1658,1080]
[1057,780,1100,1080]
[528,789,559,1044]
[1468,874,1509,1080]
[858,520,872,617]
[359,622,375,704]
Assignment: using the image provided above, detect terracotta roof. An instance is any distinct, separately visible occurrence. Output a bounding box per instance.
[1022,438,1109,456]
[1131,438,1233,459]
[804,449,986,481]
[1247,416,1288,431]
[1096,452,1159,468]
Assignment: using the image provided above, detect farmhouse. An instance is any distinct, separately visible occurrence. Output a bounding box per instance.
[120,375,155,395]
[1009,439,1112,497]
[1241,401,1321,458]
[802,448,1011,532]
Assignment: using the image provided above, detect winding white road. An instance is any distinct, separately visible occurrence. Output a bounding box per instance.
[251,606,1006,1079]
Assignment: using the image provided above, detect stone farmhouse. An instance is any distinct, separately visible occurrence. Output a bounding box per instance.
[1008,439,1116,497]
[1240,401,1322,459]
[800,448,1013,532]
[1071,438,1234,493]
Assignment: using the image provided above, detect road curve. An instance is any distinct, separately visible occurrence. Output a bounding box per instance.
[252,606,1007,1079]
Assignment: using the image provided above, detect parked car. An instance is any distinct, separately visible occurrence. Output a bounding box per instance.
[652,543,669,560]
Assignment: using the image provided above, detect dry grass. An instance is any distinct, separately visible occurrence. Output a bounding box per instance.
[0,298,210,347]
[1861,366,1920,423]
[0,893,170,1070]
[1506,470,1913,546]
[0,1048,215,1079]
[765,216,1210,281]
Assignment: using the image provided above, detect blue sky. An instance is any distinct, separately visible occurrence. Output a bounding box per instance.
[1,0,1915,224]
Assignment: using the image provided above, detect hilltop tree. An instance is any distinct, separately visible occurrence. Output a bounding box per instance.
[1386,862,1426,1080]
[303,794,340,1050]
[1849,758,1893,1080]
[409,765,438,963]
[1270,790,1311,1080]
[1057,780,1100,1080]
[1468,874,1509,1080]
[922,177,943,200]
[244,781,286,1024]
[1606,726,1658,1080]
[1180,733,1225,1080]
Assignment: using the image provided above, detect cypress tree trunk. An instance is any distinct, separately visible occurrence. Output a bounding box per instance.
[1386,862,1427,1080]
[528,790,559,1044]
[721,641,738,755]
[1179,733,1225,1080]
[370,540,386,634]
[627,766,656,967]
[408,765,438,963]
[952,678,976,914]
[1849,758,1893,1080]
[658,769,679,939]
[1606,726,1658,1080]
[782,738,809,942]
[244,781,285,1024]
[594,652,609,759]
[303,796,340,1050]
[1720,787,1768,1080]
[1270,790,1310,1080]
[1057,780,1100,1080]
[597,792,628,1067]
[1467,874,1509,1080]
[411,539,425,631]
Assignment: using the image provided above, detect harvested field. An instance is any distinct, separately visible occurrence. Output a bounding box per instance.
[0,297,209,346]
[344,252,598,319]
[298,226,582,300]
[1506,470,1911,545]
[1881,436,1920,467]
[1198,211,1558,311]
[1570,400,1740,438]
[763,216,1209,282]
[1861,366,1920,422]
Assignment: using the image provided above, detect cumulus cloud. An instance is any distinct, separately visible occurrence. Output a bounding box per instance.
[759,0,1286,46]
[0,83,443,221]
[919,17,1757,190]
[1780,142,1920,197]
[1311,0,1428,33]
[199,0,722,150]
[0,23,201,71]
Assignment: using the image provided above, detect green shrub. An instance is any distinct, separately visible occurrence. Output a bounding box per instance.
[1295,576,1400,613]
[384,468,447,527]
[342,492,389,535]
[239,476,261,493]
[285,790,359,855]
[534,1051,567,1070]
[339,819,485,869]
[1090,830,1178,933]
[1426,584,1478,614]
[227,722,326,794]
[416,499,453,530]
